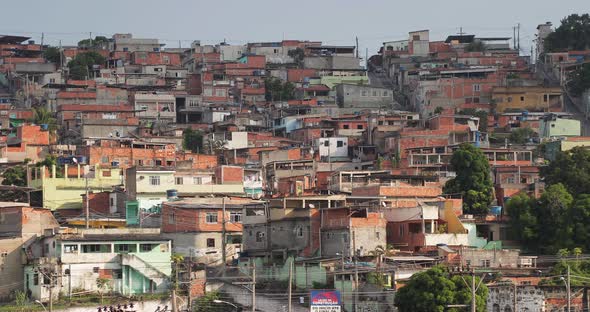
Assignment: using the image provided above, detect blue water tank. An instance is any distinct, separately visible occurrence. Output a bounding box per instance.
[40,124,49,131]
[111,161,120,168]
[490,206,502,216]
[166,189,178,199]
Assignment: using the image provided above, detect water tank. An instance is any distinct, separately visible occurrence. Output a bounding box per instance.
[490,206,502,216]
[40,124,49,131]
[166,189,178,199]
[111,161,120,168]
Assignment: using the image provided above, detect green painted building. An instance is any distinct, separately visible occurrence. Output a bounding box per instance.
[24,232,172,302]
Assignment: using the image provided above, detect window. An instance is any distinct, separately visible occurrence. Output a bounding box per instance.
[357,125,363,129]
[412,35,420,41]
[149,176,160,186]
[382,91,389,97]
[43,275,50,285]
[215,89,226,97]
[140,244,155,252]
[273,49,278,54]
[123,47,129,52]
[343,124,350,129]
[102,171,111,177]
[188,99,200,107]
[93,267,99,273]
[481,259,491,267]
[33,273,39,285]
[163,56,170,64]
[296,226,304,238]
[113,270,123,279]
[372,90,378,97]
[155,160,162,166]
[361,90,368,97]
[82,244,105,253]
[204,88,213,97]
[136,159,144,166]
[206,212,218,224]
[169,212,176,224]
[256,232,265,242]
[49,78,56,84]
[175,177,183,185]
[336,140,344,147]
[544,94,548,102]
[230,212,242,223]
[115,244,131,253]
[473,84,481,92]
[520,96,525,102]
[376,232,380,239]
[63,244,78,253]
[399,224,405,237]
[193,177,203,185]
[324,141,329,147]
[207,238,215,248]
[507,97,512,103]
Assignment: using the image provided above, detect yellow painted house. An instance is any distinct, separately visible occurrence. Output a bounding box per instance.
[28,164,124,210]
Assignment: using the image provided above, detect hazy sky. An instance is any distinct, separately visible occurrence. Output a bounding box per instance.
[2,0,588,56]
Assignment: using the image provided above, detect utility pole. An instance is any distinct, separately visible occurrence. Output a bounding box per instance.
[353,230,359,312]
[222,196,227,273]
[41,33,44,48]
[171,289,178,312]
[355,36,359,58]
[68,264,72,303]
[471,268,476,312]
[567,265,571,312]
[48,271,53,312]
[288,260,293,312]
[85,170,89,229]
[252,263,256,312]
[513,282,517,312]
[517,23,521,53]
[513,26,517,50]
[187,250,193,310]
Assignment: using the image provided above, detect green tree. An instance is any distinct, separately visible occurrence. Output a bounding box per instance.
[465,40,487,52]
[193,292,230,312]
[537,183,574,254]
[78,36,110,49]
[67,51,106,80]
[182,128,203,153]
[571,195,590,252]
[43,46,61,65]
[96,277,110,304]
[2,166,26,186]
[443,143,494,214]
[287,47,305,68]
[264,77,295,101]
[506,193,538,250]
[542,147,590,195]
[31,106,57,132]
[434,106,444,115]
[509,127,535,144]
[544,14,590,52]
[394,266,488,312]
[567,63,590,96]
[458,109,488,133]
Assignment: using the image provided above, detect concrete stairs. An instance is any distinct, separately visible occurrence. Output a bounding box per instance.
[120,254,169,289]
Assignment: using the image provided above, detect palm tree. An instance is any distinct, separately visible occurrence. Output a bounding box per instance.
[369,244,396,268]
[31,106,57,129]
[30,106,58,142]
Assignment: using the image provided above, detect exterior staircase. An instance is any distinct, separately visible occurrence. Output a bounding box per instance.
[120,254,170,290]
